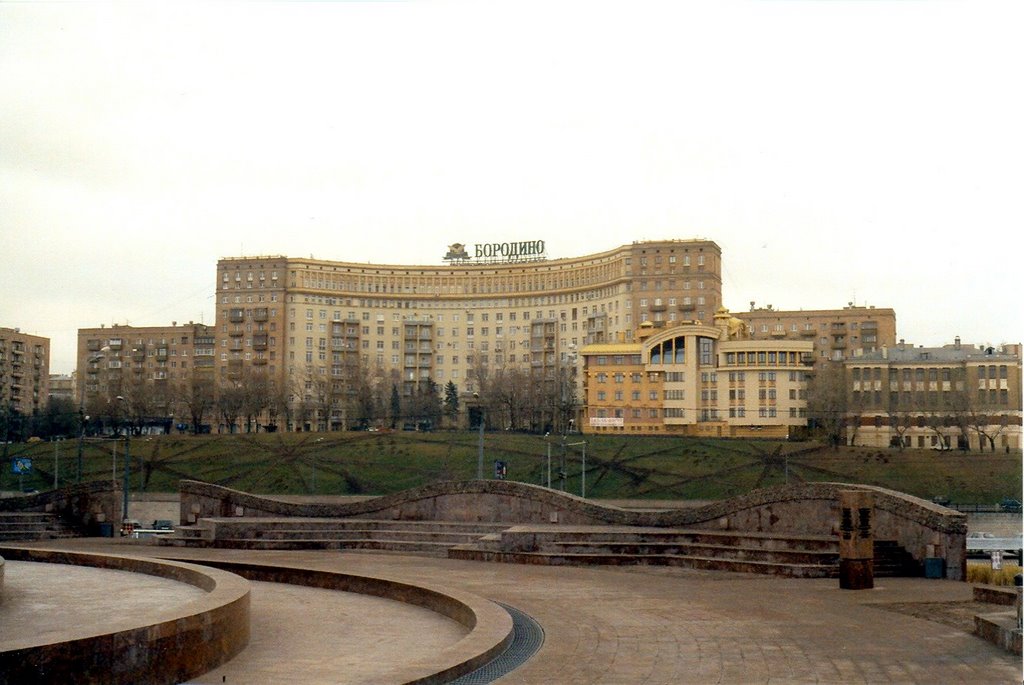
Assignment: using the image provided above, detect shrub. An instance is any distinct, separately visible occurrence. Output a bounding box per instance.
[967,563,1022,586]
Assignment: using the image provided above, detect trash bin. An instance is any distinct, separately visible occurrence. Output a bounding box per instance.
[98,522,114,538]
[924,557,944,579]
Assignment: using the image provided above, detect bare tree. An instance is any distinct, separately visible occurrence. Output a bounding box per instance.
[950,384,1010,452]
[174,375,215,434]
[266,380,293,432]
[239,367,271,433]
[118,371,164,435]
[216,380,245,434]
[807,361,847,448]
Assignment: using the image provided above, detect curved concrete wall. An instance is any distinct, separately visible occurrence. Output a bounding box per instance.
[0,546,250,685]
[173,558,514,685]
[179,478,967,580]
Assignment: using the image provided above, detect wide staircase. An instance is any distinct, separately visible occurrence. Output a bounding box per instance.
[0,512,74,541]
[449,525,921,579]
[159,517,510,556]
[161,517,920,578]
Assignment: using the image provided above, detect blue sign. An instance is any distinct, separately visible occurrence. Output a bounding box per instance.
[12,457,32,475]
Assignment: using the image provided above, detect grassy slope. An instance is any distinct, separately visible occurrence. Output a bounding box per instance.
[2,432,1020,504]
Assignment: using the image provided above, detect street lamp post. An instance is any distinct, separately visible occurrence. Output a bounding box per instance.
[116,396,131,525]
[566,440,588,498]
[76,410,86,484]
[472,393,484,480]
[77,348,108,483]
[53,437,61,489]
[313,437,323,494]
[544,432,551,489]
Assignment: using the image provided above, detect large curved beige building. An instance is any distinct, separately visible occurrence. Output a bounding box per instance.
[215,239,722,430]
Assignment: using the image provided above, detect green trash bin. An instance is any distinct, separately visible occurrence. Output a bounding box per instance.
[924,557,944,579]
[97,522,114,538]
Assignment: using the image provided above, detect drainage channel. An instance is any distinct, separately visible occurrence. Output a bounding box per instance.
[449,601,545,684]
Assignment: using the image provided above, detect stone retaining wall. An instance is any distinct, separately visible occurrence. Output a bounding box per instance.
[179,478,967,579]
[0,546,250,685]
[0,482,119,533]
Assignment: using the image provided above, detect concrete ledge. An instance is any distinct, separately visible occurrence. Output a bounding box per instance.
[0,546,250,685]
[170,558,515,684]
[973,584,1019,606]
[974,611,1022,655]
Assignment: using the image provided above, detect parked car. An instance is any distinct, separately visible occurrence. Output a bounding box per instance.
[152,520,174,531]
[1000,498,1022,513]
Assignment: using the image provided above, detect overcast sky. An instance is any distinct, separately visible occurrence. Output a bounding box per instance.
[2,1,1021,376]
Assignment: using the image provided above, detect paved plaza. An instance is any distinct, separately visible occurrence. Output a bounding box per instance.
[6,538,1020,684]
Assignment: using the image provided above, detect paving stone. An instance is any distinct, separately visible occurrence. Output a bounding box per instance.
[7,538,1021,683]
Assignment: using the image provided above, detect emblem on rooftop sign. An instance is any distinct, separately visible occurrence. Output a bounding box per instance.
[444,243,471,262]
[443,240,547,264]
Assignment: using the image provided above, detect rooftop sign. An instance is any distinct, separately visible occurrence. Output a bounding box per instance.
[443,240,547,264]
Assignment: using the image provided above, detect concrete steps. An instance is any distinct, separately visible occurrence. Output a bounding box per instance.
[158,517,508,556]
[159,516,920,578]
[449,525,920,579]
[0,512,72,541]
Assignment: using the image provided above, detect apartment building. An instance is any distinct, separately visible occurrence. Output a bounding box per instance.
[214,240,723,429]
[48,374,75,402]
[741,302,896,363]
[580,309,815,439]
[845,339,1022,450]
[77,321,216,415]
[0,327,50,416]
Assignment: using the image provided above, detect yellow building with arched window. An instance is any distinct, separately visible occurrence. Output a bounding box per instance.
[581,309,815,439]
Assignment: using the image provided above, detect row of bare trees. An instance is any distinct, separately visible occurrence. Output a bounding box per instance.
[807,362,1016,451]
[79,355,579,436]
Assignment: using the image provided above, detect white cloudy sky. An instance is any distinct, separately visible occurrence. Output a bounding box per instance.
[2,1,1021,375]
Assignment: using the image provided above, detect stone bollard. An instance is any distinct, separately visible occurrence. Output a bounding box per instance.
[1015,574,1022,632]
[839,490,874,590]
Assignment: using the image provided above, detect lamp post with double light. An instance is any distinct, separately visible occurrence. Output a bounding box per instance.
[76,347,109,483]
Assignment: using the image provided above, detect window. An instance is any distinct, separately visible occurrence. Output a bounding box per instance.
[699,338,714,365]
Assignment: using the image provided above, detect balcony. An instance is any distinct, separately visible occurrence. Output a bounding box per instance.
[253,308,269,321]
[800,329,816,337]
[228,329,244,337]
[229,309,245,323]
[252,357,268,365]
[770,330,788,338]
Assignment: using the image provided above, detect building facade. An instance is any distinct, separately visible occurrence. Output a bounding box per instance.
[845,339,1022,450]
[0,327,50,417]
[580,309,815,439]
[213,240,724,430]
[741,302,897,363]
[77,322,216,422]
[48,374,75,402]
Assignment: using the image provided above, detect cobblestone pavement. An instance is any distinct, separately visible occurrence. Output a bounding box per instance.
[9,540,1022,684]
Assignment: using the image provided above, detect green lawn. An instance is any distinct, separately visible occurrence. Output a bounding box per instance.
[2,432,1020,505]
